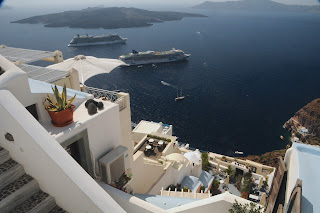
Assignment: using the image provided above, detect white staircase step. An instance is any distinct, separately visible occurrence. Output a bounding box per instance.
[0,149,10,165]
[0,175,39,212]
[0,163,24,190]
[12,191,56,213]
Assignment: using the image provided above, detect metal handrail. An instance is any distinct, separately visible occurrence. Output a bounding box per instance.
[115,96,125,111]
[85,86,126,111]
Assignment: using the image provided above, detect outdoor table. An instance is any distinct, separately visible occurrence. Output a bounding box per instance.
[146,145,152,150]
[158,141,164,145]
[249,194,259,201]
[148,139,154,143]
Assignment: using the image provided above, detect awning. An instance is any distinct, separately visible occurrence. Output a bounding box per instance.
[0,45,56,63]
[19,64,68,83]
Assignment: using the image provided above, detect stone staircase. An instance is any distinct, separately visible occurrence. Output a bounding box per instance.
[0,146,67,213]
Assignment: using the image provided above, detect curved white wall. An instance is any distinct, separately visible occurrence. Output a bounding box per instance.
[0,90,125,213]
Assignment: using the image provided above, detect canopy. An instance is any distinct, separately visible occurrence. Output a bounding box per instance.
[184,151,201,164]
[0,45,56,63]
[47,55,125,84]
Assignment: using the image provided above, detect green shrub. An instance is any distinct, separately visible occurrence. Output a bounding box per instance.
[166,184,177,191]
[147,134,171,142]
[229,200,263,213]
[201,152,210,171]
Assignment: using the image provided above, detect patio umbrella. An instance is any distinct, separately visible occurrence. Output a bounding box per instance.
[260,192,266,205]
[47,55,126,84]
[225,175,229,185]
[258,178,263,188]
[184,151,201,164]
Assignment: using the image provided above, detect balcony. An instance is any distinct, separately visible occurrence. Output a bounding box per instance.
[84,86,126,111]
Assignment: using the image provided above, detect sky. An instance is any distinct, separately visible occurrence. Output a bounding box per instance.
[2,0,320,9]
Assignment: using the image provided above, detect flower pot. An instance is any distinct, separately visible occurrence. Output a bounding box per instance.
[47,105,75,127]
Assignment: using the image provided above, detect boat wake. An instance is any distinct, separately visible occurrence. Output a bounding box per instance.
[161,81,176,88]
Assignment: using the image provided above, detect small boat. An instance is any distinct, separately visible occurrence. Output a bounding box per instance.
[175,96,185,101]
[175,88,185,101]
[280,135,284,140]
[235,151,244,155]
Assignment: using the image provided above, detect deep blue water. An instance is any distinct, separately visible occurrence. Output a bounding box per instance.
[1,8,320,156]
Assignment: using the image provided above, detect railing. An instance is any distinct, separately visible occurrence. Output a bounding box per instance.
[85,86,126,111]
[115,96,125,111]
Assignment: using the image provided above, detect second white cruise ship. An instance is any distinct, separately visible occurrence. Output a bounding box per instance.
[68,34,127,47]
[119,49,190,66]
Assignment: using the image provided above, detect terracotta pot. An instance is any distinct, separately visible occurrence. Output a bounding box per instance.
[47,105,75,127]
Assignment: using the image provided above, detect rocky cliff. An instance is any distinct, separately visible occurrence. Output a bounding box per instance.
[241,149,286,167]
[284,98,320,146]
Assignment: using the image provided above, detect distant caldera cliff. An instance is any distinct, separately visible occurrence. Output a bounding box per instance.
[193,0,320,13]
[284,98,320,146]
[11,7,207,29]
[244,98,320,166]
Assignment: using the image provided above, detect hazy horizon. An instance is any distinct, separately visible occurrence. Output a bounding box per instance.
[2,0,320,10]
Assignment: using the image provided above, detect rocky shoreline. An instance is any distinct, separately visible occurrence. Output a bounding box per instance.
[242,98,320,167]
[240,149,286,167]
[283,98,320,146]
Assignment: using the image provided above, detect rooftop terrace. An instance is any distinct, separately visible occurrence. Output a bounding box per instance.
[137,137,168,160]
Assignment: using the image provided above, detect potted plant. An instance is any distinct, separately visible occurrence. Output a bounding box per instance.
[43,84,76,127]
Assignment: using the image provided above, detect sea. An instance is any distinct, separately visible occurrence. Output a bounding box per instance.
[1,6,320,157]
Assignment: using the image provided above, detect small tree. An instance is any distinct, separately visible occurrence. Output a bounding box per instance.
[201,152,210,171]
[228,200,263,213]
[225,165,235,178]
[211,179,221,195]
[235,175,242,190]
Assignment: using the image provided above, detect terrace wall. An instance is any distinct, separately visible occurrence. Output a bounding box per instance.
[131,151,166,193]
[168,192,262,213]
[148,160,192,195]
[0,89,125,213]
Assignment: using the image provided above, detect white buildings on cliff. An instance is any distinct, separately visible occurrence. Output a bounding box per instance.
[0,46,314,213]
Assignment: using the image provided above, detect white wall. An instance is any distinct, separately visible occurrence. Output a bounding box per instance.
[118,93,134,170]
[131,151,166,194]
[168,192,262,213]
[0,55,34,107]
[0,90,125,213]
[148,160,192,195]
[49,100,123,167]
[99,182,167,213]
[284,148,299,204]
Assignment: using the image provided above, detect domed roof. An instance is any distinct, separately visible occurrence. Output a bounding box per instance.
[166,153,188,162]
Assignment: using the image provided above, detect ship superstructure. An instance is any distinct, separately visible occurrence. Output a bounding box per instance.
[119,48,190,66]
[68,34,127,47]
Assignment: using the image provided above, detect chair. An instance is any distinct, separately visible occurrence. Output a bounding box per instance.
[144,149,150,156]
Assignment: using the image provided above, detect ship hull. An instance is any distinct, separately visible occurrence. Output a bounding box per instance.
[68,38,127,47]
[121,54,190,66]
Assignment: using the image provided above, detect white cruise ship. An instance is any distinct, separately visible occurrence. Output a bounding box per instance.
[119,48,190,66]
[68,34,127,47]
